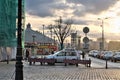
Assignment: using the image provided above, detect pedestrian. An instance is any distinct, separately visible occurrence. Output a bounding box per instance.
[25,49,30,60]
[51,50,54,54]
[82,51,85,59]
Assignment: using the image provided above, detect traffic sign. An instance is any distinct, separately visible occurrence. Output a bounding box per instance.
[83,37,89,43]
[83,43,89,49]
[83,27,89,33]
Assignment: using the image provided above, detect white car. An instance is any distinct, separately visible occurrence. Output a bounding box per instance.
[45,48,80,63]
[89,50,99,57]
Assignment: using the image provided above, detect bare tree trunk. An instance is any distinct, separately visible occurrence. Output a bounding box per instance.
[60,41,64,50]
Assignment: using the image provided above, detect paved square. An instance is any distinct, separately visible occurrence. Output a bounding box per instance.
[0,61,120,80]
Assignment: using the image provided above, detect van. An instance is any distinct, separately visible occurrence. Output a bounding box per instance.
[45,48,80,63]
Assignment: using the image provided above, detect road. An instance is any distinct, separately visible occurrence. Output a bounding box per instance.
[88,56,120,68]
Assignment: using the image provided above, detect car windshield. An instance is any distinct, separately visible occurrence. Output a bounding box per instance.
[115,52,120,55]
[54,51,62,55]
[106,51,113,54]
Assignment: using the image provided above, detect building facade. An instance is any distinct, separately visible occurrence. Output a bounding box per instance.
[0,0,25,60]
[108,41,120,51]
[25,23,58,55]
[71,32,81,50]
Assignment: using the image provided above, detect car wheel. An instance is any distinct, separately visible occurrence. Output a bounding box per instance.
[111,59,113,62]
[114,59,117,62]
[47,62,55,65]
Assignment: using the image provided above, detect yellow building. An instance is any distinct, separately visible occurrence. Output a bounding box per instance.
[89,38,108,50]
[108,41,120,51]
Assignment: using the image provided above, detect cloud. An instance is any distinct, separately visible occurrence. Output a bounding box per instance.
[26,0,118,18]
[66,0,117,16]
[26,0,69,17]
[72,19,89,25]
[26,0,56,17]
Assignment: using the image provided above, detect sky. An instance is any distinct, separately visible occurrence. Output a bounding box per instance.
[25,0,120,42]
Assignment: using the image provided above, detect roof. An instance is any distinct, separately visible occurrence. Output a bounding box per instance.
[25,24,54,43]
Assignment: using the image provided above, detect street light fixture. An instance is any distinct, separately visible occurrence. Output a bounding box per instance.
[98,18,108,51]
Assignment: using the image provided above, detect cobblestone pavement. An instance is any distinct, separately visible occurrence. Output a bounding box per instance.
[0,61,15,80]
[0,61,120,80]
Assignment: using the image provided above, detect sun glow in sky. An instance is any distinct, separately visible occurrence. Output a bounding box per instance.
[110,18,120,33]
[25,0,120,41]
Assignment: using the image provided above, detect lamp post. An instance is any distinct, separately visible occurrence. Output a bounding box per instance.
[98,18,108,51]
[32,34,36,56]
[53,36,56,45]
[78,36,81,50]
[98,17,108,69]
[43,25,45,36]
[48,24,53,39]
[15,0,23,80]
[32,34,36,43]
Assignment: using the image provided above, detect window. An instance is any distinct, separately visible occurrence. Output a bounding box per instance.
[57,51,65,56]
[70,52,76,56]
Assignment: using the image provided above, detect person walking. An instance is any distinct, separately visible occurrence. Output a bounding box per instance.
[82,51,85,60]
[25,49,30,60]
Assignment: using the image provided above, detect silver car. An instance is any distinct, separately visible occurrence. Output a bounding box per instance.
[111,52,120,62]
[45,48,80,63]
[102,51,114,60]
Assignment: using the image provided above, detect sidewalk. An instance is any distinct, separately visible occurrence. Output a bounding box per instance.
[0,61,120,80]
[0,61,15,80]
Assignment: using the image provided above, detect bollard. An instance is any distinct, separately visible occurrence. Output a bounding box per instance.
[7,55,9,64]
[105,58,108,69]
[76,63,78,67]
[29,61,32,65]
[65,63,67,66]
[89,58,91,67]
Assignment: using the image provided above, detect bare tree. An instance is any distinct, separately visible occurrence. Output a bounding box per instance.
[48,16,73,50]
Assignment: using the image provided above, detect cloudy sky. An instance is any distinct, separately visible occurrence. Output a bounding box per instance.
[25,0,120,42]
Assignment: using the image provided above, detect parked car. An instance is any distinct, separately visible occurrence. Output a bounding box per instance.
[45,48,80,63]
[96,51,104,59]
[99,51,108,59]
[102,51,114,60]
[77,50,82,55]
[88,50,99,57]
[111,52,120,62]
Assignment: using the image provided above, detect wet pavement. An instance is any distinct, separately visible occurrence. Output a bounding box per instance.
[0,61,120,80]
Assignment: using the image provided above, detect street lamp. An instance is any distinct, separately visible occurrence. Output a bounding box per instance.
[98,18,108,51]
[48,24,53,39]
[78,36,81,50]
[32,34,36,43]
[32,34,36,56]
[53,36,55,45]
[15,0,23,80]
[98,17,108,69]
[42,25,45,35]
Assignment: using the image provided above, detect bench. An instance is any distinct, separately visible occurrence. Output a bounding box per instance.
[28,58,55,65]
[28,58,91,67]
[64,59,91,67]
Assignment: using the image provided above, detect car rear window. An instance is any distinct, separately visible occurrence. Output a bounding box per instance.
[65,52,76,56]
